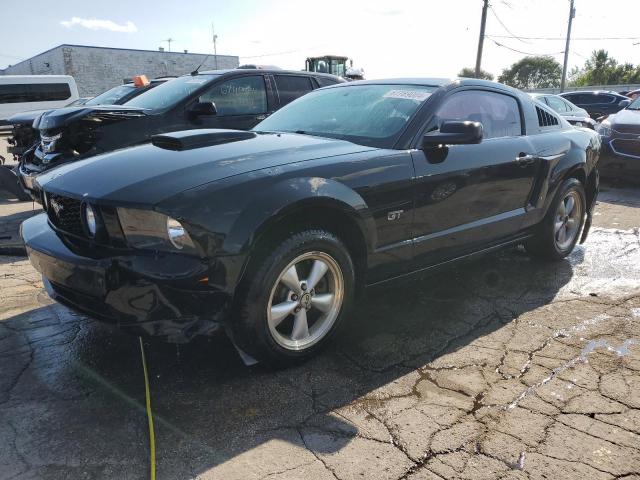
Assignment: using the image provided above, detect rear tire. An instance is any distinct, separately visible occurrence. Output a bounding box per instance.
[232,229,355,366]
[525,178,586,261]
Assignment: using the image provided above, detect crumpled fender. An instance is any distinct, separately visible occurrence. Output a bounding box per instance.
[225,176,376,255]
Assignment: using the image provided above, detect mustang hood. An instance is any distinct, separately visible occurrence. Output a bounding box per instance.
[33,105,148,130]
[37,130,375,206]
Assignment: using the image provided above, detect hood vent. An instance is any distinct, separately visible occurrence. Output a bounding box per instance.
[151,129,257,151]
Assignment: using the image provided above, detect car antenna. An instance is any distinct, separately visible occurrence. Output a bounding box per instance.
[191,54,211,76]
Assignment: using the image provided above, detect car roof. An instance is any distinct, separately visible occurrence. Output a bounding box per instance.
[198,68,342,81]
[324,77,524,94]
[561,90,624,96]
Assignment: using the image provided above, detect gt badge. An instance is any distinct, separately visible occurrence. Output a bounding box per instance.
[387,210,404,221]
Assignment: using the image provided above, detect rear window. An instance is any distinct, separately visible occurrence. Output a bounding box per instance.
[274,75,314,107]
[85,84,137,106]
[0,83,71,104]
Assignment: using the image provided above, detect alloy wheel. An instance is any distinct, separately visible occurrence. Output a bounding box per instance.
[267,251,344,351]
[554,190,583,251]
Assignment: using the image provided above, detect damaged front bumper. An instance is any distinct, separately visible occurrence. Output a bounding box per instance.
[21,213,230,342]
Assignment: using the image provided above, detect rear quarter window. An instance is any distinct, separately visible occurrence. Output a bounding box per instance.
[316,76,340,87]
[274,75,314,107]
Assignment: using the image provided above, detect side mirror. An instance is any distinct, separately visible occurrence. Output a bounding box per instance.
[619,99,631,108]
[423,120,483,147]
[189,101,217,118]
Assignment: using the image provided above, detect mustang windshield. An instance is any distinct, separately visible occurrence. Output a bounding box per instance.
[255,84,437,148]
[125,74,219,111]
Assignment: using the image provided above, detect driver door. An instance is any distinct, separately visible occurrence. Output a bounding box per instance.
[410,88,539,268]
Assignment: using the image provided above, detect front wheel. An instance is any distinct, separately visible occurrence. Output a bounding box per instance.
[232,230,355,366]
[525,178,586,261]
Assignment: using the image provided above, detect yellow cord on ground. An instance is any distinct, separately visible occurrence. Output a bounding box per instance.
[139,337,156,480]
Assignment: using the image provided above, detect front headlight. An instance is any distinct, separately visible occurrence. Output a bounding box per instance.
[596,122,612,137]
[117,208,196,253]
[166,217,193,250]
[83,203,97,237]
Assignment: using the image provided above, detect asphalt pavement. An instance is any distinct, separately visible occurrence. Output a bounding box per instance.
[0,182,639,480]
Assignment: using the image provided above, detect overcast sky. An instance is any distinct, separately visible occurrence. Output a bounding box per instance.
[1,0,639,79]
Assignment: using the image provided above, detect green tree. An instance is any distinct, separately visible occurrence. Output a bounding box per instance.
[458,67,494,81]
[570,50,640,86]
[498,56,562,89]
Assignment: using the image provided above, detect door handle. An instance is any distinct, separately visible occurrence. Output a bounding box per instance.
[515,153,536,166]
[256,114,268,120]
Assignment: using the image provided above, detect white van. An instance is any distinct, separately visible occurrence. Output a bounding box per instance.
[0,75,79,123]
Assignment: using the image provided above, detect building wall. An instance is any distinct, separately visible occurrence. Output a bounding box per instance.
[2,45,239,96]
[0,47,65,76]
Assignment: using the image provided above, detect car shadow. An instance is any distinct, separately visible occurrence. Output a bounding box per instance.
[598,181,640,207]
[0,246,579,478]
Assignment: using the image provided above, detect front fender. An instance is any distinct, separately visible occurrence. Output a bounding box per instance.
[225,176,376,255]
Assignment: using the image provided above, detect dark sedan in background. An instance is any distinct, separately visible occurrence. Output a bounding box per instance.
[531,93,596,129]
[560,90,630,119]
[22,78,600,365]
[17,69,343,198]
[596,95,640,178]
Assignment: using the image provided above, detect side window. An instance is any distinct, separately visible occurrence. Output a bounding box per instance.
[546,96,568,112]
[580,94,599,105]
[435,90,522,139]
[274,75,314,107]
[316,77,339,87]
[565,93,584,104]
[0,83,71,104]
[199,76,267,116]
[560,98,576,111]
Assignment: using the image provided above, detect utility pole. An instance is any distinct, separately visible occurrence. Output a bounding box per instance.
[212,23,218,69]
[163,38,173,52]
[560,0,576,93]
[475,0,489,78]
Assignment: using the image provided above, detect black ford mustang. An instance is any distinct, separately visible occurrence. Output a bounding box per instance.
[22,78,601,364]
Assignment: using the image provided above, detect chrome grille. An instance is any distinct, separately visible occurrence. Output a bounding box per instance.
[46,194,84,237]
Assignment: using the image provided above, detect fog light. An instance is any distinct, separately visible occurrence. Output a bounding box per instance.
[166,217,192,250]
[84,203,97,236]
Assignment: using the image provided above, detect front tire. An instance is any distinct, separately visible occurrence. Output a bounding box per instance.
[525,178,586,261]
[232,230,355,366]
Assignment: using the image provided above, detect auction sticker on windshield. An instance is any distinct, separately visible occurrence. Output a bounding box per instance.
[383,90,432,102]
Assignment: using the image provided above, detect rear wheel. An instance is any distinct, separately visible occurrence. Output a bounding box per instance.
[526,178,585,261]
[233,230,354,365]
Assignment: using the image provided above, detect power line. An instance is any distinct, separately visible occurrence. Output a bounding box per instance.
[489,5,531,43]
[487,34,640,41]
[487,37,564,56]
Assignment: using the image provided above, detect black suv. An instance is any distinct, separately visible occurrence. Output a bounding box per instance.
[559,91,630,119]
[18,69,343,197]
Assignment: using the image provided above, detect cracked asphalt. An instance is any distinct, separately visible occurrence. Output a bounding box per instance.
[0,184,639,480]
